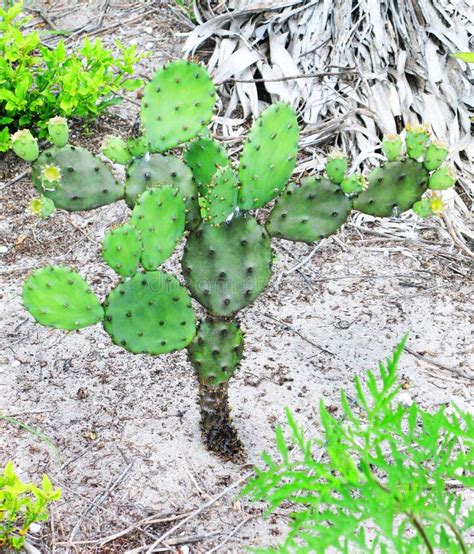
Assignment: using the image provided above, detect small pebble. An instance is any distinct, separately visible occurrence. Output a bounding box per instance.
[29,523,41,534]
[398,391,412,406]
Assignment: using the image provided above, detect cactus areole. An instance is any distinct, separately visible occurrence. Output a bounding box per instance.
[17,61,456,460]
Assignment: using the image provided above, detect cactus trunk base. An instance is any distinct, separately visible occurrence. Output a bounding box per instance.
[198,382,246,461]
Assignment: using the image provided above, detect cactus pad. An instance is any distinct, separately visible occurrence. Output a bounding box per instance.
[238,103,299,210]
[130,187,185,270]
[184,138,230,195]
[127,135,148,158]
[429,166,456,190]
[325,152,348,184]
[201,166,239,225]
[125,153,200,229]
[23,266,103,330]
[382,134,403,161]
[31,145,123,211]
[182,215,272,316]
[103,271,196,355]
[188,320,244,386]
[102,135,132,165]
[424,142,448,171]
[266,176,352,243]
[405,124,430,160]
[141,61,216,153]
[102,224,142,277]
[353,159,429,217]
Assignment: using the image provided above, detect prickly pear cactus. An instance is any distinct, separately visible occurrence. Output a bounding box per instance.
[102,224,142,277]
[184,137,230,195]
[200,166,239,226]
[130,187,185,270]
[102,135,133,165]
[353,159,429,217]
[47,117,69,148]
[124,153,200,229]
[19,59,460,462]
[11,130,39,162]
[405,124,430,159]
[23,267,103,330]
[266,176,352,243]
[182,215,273,317]
[31,145,124,211]
[104,271,195,355]
[188,320,244,387]
[29,195,56,220]
[429,166,456,190]
[382,134,403,161]
[424,142,448,171]
[353,129,455,217]
[141,60,216,152]
[325,151,348,184]
[238,102,299,210]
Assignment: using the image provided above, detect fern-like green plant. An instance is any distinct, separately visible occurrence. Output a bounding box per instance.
[243,338,473,553]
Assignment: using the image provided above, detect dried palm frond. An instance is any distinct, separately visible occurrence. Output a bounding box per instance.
[184,0,474,249]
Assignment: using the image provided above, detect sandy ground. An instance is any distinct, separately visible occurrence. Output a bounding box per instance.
[0,2,473,553]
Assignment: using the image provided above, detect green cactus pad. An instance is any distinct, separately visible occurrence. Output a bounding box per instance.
[29,195,56,219]
[102,135,132,165]
[238,103,299,210]
[423,142,448,171]
[141,60,216,153]
[266,176,352,243]
[405,125,430,160]
[202,166,239,225]
[429,166,456,190]
[47,117,69,148]
[183,138,230,195]
[11,130,39,161]
[103,271,196,355]
[102,224,142,277]
[340,173,368,195]
[412,199,434,218]
[127,135,148,158]
[325,152,348,184]
[188,320,244,386]
[31,145,124,211]
[353,159,429,217]
[23,266,103,330]
[130,187,185,270]
[182,215,272,317]
[382,134,403,161]
[125,153,200,229]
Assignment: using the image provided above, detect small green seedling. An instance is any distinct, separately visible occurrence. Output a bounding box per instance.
[0,462,61,551]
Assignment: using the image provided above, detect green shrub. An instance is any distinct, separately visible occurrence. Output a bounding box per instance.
[0,2,144,152]
[0,461,61,550]
[244,339,473,553]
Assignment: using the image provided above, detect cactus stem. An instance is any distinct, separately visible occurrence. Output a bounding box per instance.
[198,381,246,461]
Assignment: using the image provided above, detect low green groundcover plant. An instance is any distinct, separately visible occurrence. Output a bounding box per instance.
[244,339,473,553]
[0,462,61,550]
[0,1,144,151]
